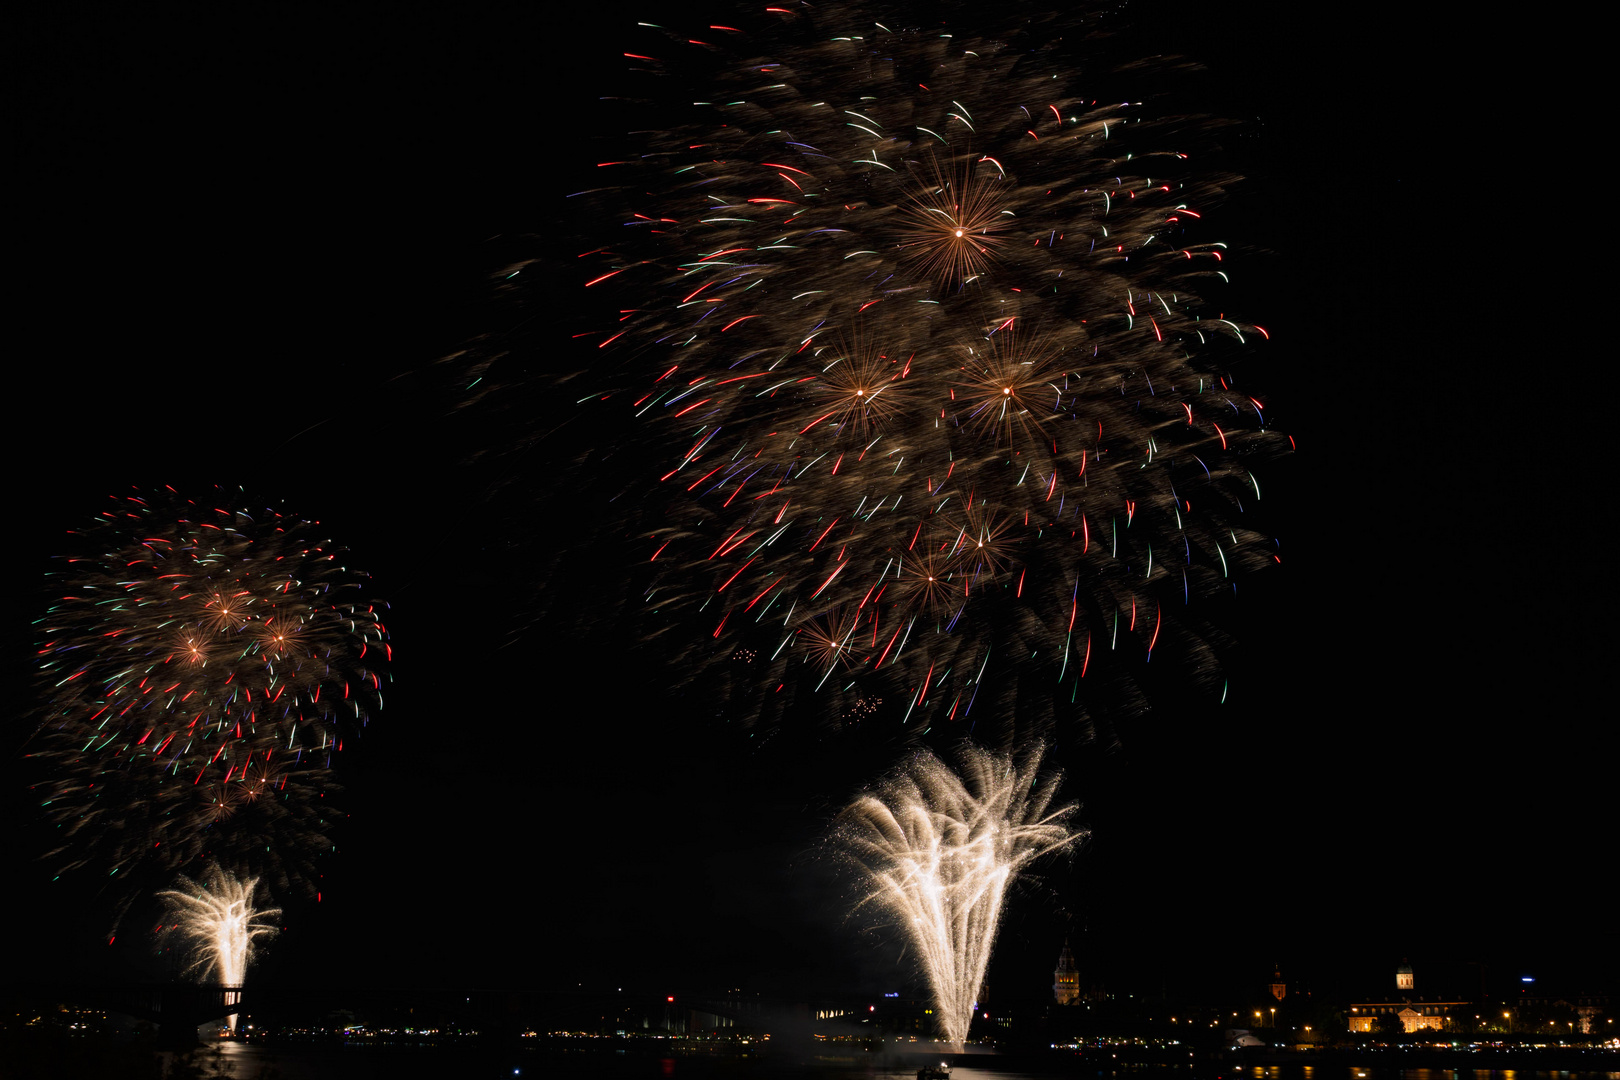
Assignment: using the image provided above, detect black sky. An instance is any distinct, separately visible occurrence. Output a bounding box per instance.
[11,0,1611,1006]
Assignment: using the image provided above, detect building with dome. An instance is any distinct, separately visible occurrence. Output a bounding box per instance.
[1347,959,1467,1033]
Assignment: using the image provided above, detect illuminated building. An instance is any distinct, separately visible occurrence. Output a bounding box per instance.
[1053,942,1079,1005]
[1346,959,1465,1033]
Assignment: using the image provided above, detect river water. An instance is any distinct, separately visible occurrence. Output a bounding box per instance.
[203,1043,1620,1080]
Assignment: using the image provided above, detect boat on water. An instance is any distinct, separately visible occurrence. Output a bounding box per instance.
[916,1062,952,1079]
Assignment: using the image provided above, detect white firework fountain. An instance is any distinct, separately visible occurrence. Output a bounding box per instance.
[158,867,280,1033]
[838,744,1084,1051]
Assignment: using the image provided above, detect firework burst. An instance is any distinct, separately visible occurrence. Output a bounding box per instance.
[941,500,1021,581]
[30,488,388,895]
[899,152,1013,287]
[804,330,911,439]
[473,2,1285,738]
[953,321,1068,451]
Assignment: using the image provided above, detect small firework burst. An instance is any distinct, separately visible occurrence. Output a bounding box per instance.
[893,545,962,616]
[954,322,1068,451]
[800,606,864,671]
[805,332,910,439]
[943,500,1021,580]
[30,487,388,895]
[900,153,1012,287]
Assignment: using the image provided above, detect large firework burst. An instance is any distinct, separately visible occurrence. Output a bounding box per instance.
[474,2,1286,737]
[30,488,389,895]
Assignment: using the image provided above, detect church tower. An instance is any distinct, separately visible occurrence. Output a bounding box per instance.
[1053,942,1080,1005]
[1396,959,1414,992]
[1270,966,1287,1002]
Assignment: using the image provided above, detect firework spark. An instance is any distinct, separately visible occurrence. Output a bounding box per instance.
[837,743,1083,1049]
[30,488,388,896]
[158,867,280,1032]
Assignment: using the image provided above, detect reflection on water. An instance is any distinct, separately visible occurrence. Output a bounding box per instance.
[205,1044,1620,1080]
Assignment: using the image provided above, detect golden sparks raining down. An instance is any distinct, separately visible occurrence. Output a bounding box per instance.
[837,744,1084,1051]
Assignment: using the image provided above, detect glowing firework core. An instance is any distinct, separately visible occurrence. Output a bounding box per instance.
[838,745,1083,1050]
[159,869,280,1032]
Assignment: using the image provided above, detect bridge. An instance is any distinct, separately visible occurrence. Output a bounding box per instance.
[38,983,250,1047]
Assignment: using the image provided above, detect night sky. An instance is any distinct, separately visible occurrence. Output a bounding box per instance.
[12,0,1611,1009]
